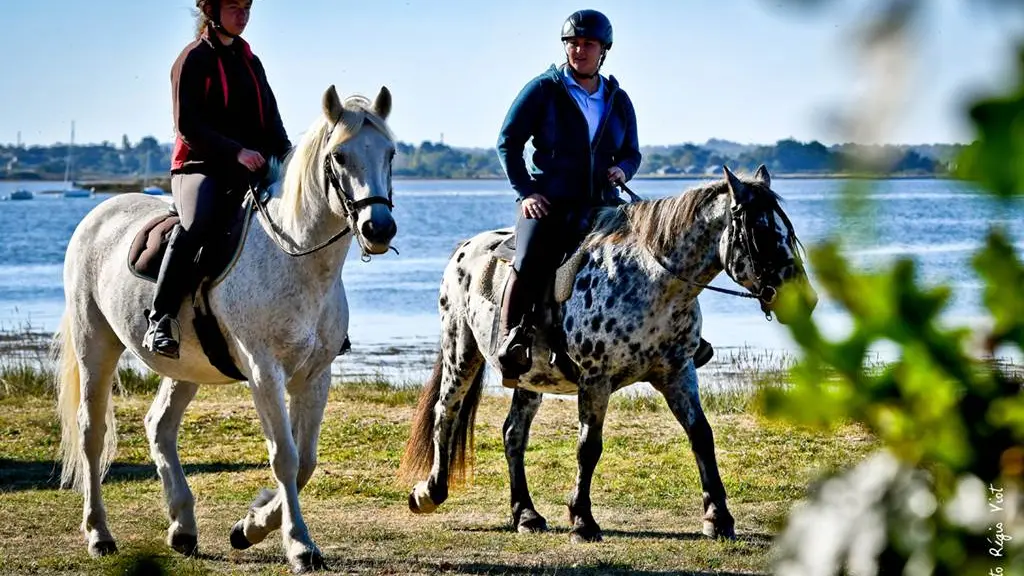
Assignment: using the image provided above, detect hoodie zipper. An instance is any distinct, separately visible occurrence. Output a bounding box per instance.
[557,73,618,203]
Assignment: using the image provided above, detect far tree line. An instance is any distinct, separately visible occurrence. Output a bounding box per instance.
[0,135,962,181]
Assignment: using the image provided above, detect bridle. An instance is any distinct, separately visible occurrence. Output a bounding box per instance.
[620,180,797,320]
[252,121,396,260]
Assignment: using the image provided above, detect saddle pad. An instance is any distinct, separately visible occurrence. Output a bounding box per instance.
[128,214,180,282]
[492,231,587,304]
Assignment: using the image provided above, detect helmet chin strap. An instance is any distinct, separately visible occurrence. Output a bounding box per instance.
[209,21,239,39]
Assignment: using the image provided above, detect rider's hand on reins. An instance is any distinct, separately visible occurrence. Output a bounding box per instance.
[237,149,266,172]
[522,194,551,219]
[606,166,625,183]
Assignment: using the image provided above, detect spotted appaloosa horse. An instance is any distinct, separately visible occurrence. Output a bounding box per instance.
[400,165,817,543]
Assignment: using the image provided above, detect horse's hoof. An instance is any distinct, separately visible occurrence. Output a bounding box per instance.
[408,482,437,514]
[516,509,548,533]
[229,520,253,550]
[291,549,327,574]
[170,533,199,556]
[702,519,736,540]
[88,540,118,557]
[569,527,603,544]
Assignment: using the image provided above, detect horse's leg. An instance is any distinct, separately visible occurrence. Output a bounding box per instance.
[230,368,329,560]
[65,312,124,557]
[567,384,611,543]
[652,361,735,539]
[408,317,485,513]
[503,389,547,533]
[144,377,200,556]
[246,369,324,573]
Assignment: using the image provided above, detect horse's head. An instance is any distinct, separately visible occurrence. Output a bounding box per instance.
[720,165,817,324]
[320,85,397,255]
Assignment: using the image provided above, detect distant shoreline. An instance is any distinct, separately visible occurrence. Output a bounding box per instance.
[3,173,961,194]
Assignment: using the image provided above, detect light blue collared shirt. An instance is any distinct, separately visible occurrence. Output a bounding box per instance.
[562,67,605,144]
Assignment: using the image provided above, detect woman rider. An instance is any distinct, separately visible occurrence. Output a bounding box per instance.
[494,9,641,378]
[143,0,291,358]
[495,9,713,379]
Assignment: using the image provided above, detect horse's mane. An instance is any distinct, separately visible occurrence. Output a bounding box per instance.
[585,177,796,257]
[278,96,394,230]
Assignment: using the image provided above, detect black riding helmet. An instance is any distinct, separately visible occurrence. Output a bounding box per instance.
[560,9,613,50]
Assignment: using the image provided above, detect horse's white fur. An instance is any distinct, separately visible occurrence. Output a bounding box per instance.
[54,85,395,569]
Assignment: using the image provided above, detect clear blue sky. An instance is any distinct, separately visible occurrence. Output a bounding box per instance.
[2,0,1022,147]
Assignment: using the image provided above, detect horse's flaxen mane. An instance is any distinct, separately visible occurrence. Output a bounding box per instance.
[585,176,791,257]
[278,96,394,229]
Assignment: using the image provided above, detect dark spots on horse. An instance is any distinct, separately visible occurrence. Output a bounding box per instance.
[439,295,449,309]
[576,276,591,291]
[604,318,617,332]
[629,342,642,355]
[487,239,503,251]
[584,289,593,309]
[605,295,615,308]
[581,359,593,370]
[580,339,593,356]
[451,400,462,414]
[574,332,583,345]
[587,366,600,376]
[565,315,575,332]
[456,251,465,263]
[594,341,605,357]
[589,314,604,331]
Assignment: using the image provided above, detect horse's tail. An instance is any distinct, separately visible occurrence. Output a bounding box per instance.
[54,311,117,492]
[399,349,485,485]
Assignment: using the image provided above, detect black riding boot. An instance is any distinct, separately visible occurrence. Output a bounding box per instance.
[496,269,534,383]
[143,225,196,359]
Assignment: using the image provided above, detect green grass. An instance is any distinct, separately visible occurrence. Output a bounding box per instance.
[0,369,877,575]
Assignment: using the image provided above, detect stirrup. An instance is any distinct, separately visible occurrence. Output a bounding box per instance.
[143,314,181,359]
[694,338,714,369]
[497,324,534,381]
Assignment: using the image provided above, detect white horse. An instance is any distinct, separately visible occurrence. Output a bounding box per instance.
[54,85,396,573]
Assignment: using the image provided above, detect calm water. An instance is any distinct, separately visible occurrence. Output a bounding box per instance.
[1,178,1022,371]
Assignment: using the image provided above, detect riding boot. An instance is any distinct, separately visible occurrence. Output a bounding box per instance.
[142,225,195,359]
[694,337,714,369]
[496,269,534,384]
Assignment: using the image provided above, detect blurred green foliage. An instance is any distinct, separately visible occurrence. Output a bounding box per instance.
[763,1,1024,574]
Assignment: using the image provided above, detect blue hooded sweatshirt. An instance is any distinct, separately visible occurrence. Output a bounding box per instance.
[496,64,642,208]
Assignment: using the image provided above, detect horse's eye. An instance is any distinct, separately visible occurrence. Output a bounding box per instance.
[333,151,346,166]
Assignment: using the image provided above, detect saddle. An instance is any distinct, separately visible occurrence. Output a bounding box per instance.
[488,228,589,384]
[127,195,258,381]
[490,230,588,303]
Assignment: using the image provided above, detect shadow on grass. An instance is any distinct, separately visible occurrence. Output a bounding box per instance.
[455,523,772,544]
[0,458,266,492]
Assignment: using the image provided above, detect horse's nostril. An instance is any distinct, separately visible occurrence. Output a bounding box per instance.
[361,218,396,241]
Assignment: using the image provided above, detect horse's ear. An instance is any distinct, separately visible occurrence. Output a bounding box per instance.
[372,86,392,120]
[723,165,752,204]
[322,85,343,124]
[754,164,771,187]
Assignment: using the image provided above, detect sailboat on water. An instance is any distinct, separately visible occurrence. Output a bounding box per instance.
[53,122,93,198]
[141,150,166,195]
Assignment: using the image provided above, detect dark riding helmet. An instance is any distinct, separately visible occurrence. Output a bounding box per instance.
[560,9,613,50]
